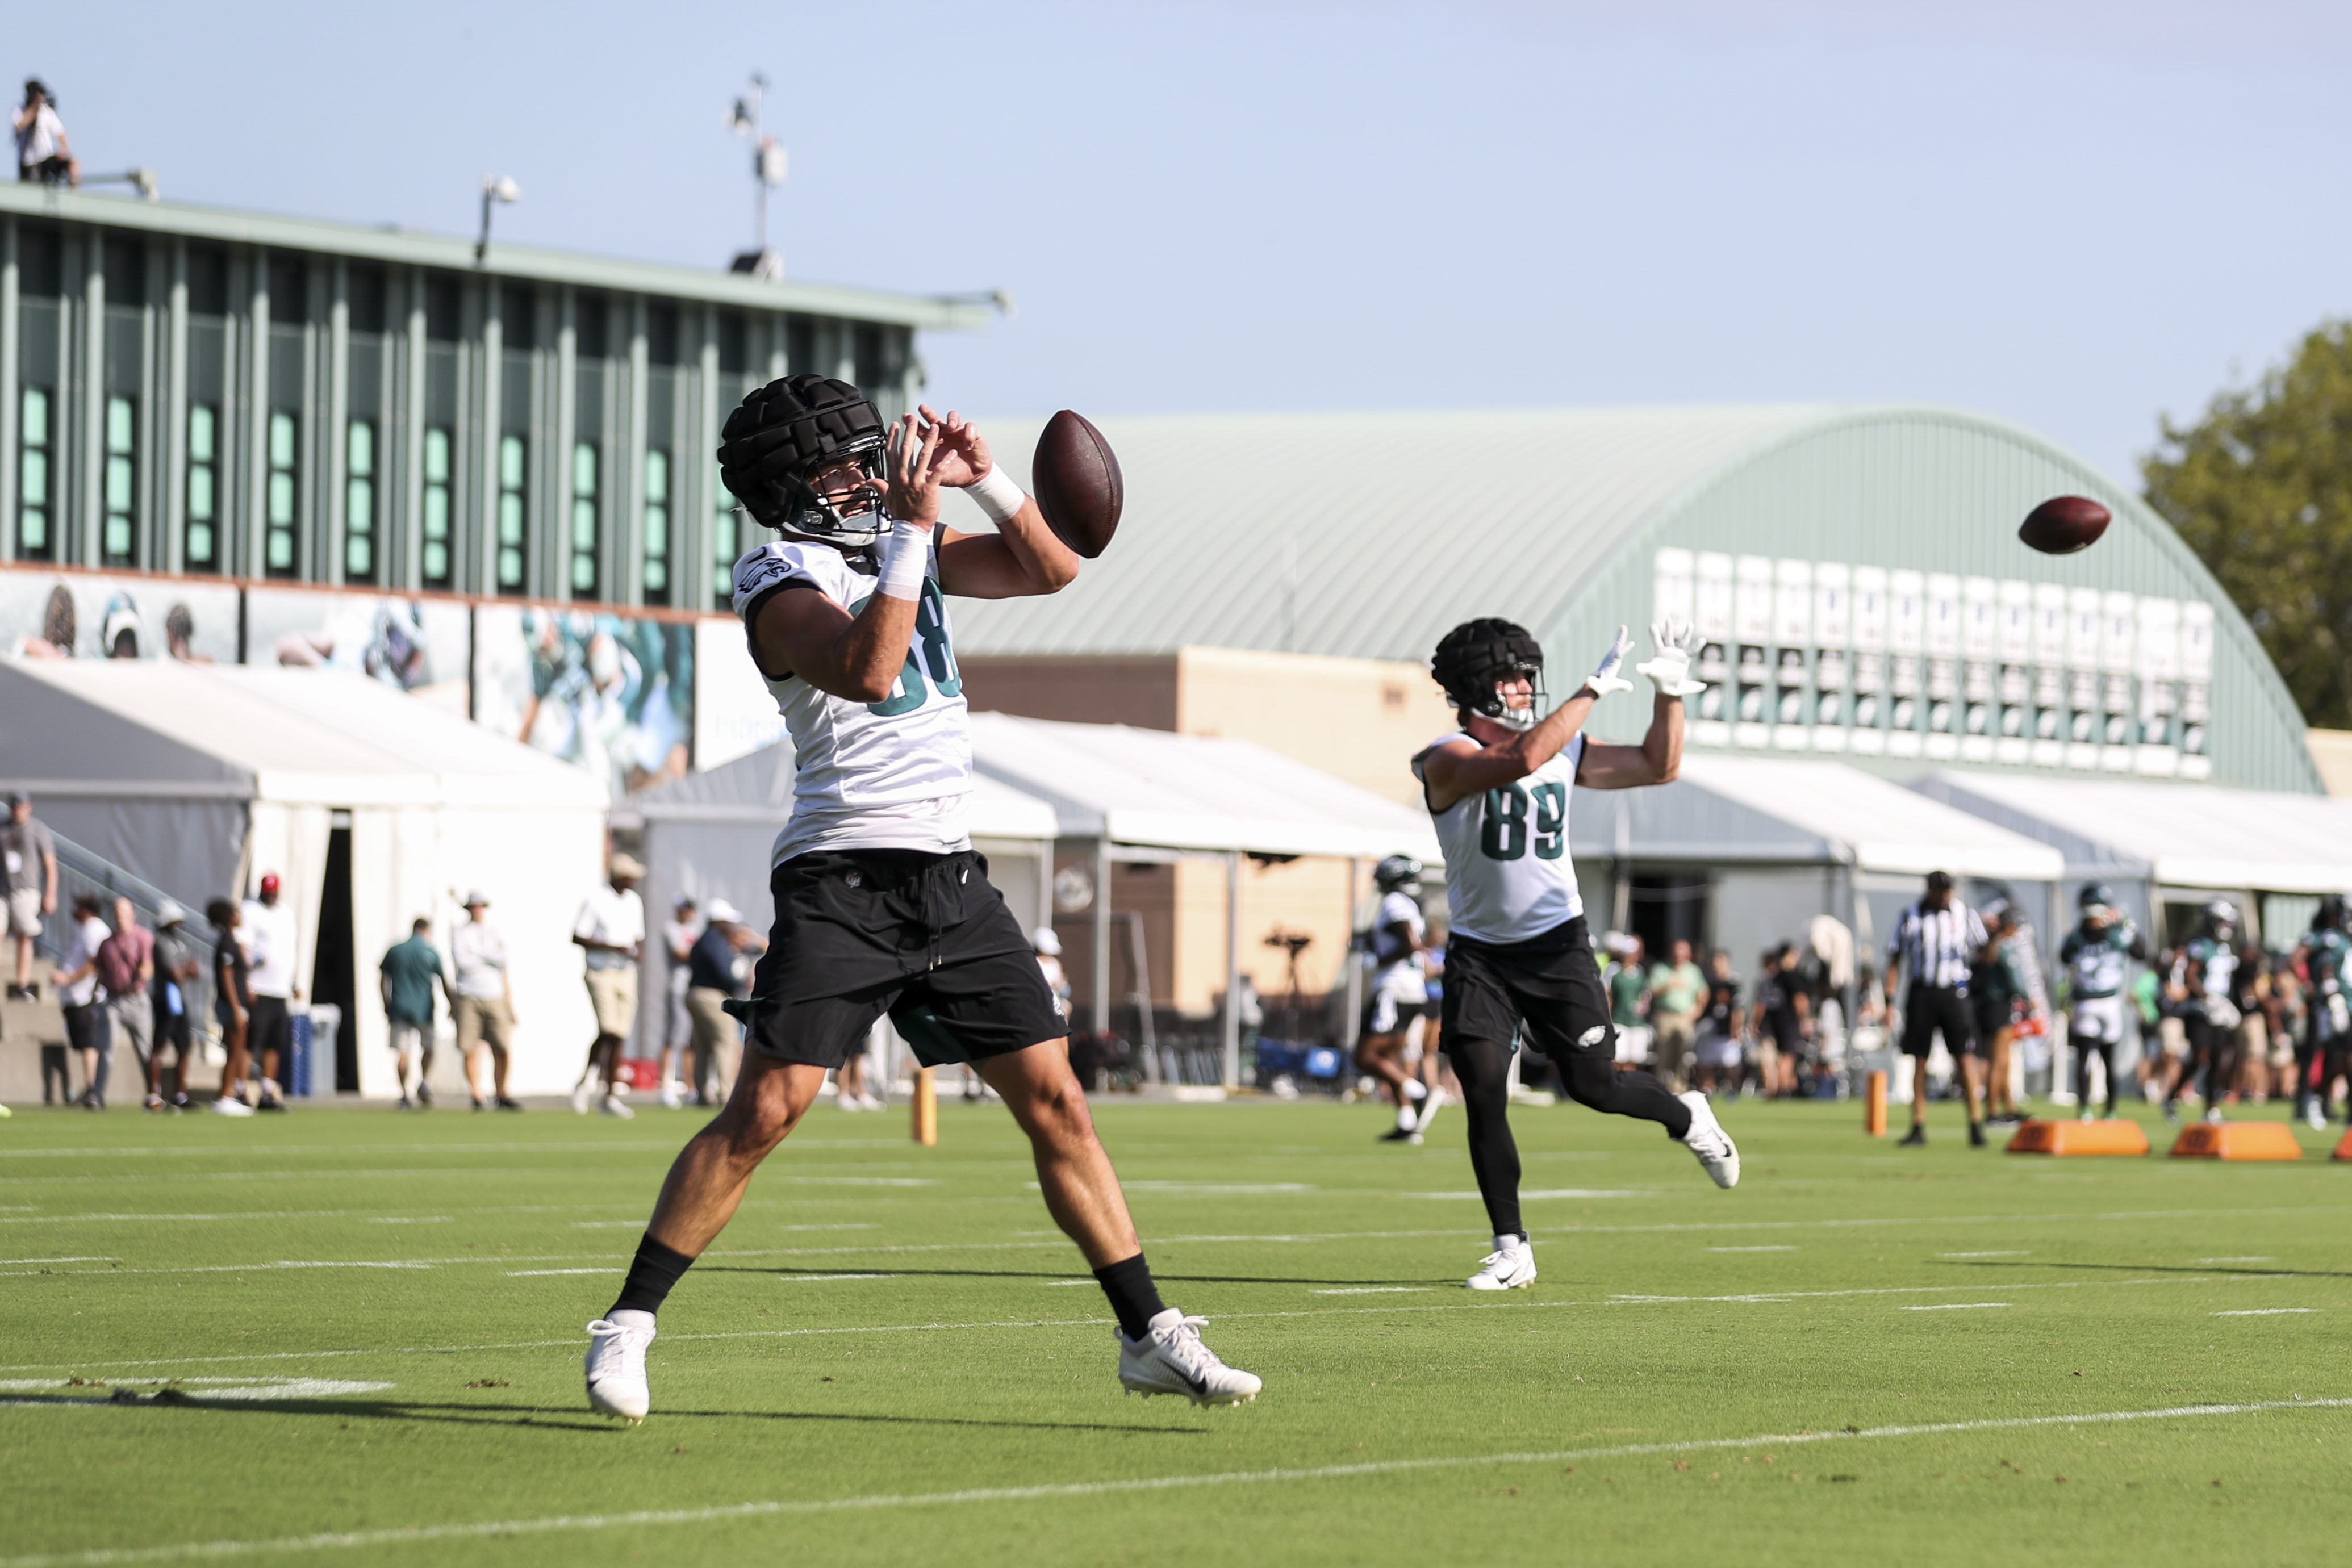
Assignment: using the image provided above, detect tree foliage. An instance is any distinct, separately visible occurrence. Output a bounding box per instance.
[2143,322,2352,729]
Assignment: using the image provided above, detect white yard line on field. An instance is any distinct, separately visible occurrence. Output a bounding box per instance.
[6,1397,2347,1565]
[2213,1308,2318,1316]
[1900,1303,2011,1311]
[1706,1246,1795,1253]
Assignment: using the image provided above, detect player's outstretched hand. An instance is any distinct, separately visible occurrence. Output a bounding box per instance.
[885,412,946,527]
[914,405,994,490]
[1635,618,1707,697]
[1581,625,1635,699]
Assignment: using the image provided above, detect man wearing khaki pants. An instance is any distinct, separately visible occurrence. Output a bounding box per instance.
[451,892,521,1111]
[572,855,646,1119]
[683,900,761,1106]
[1648,939,1705,1095]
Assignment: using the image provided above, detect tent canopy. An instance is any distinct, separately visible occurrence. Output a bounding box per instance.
[2,657,605,810]
[618,734,1055,841]
[1915,771,2352,894]
[967,712,1443,862]
[1571,754,2065,881]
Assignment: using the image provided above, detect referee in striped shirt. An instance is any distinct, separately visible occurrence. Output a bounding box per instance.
[1883,870,1993,1148]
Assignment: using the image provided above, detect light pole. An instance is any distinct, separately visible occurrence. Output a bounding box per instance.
[475,175,521,265]
[725,73,786,278]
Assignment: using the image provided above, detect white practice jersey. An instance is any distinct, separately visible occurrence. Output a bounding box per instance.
[1413,730,1586,946]
[1370,889,1428,1002]
[732,536,972,863]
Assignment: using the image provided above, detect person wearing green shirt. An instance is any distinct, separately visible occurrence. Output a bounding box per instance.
[1648,939,1706,1093]
[380,919,451,1110]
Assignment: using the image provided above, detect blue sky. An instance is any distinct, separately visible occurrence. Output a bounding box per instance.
[16,1,2351,484]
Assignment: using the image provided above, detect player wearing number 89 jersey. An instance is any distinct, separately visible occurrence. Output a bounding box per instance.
[1413,617,1740,1294]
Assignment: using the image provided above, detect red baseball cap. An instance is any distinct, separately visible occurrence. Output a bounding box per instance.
[259,872,281,896]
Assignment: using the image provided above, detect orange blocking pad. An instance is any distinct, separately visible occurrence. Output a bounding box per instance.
[2167,1120,2302,1160]
[2006,1118,2150,1156]
[2335,1129,2352,1162]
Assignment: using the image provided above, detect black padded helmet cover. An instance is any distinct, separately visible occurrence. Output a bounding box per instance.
[717,374,888,541]
[1432,618,1545,720]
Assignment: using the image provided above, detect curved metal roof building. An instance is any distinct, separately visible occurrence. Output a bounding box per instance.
[968,404,2317,794]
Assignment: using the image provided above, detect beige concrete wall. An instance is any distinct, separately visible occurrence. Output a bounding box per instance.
[1173,647,1455,808]
[958,655,1180,731]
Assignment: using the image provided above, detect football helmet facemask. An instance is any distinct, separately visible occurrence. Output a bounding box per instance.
[717,374,891,548]
[1373,855,1423,894]
[1433,618,1545,733]
[2201,898,2238,943]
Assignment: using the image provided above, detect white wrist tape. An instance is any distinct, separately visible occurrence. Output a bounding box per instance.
[964,463,1026,525]
[876,519,931,602]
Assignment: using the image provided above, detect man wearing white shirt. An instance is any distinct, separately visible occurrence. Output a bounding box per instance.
[573,855,647,1118]
[451,892,520,1110]
[240,873,299,1111]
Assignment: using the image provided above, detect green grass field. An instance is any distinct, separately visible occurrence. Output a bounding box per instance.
[7,1092,2350,1566]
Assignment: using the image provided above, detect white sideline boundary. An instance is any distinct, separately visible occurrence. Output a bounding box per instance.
[0,1269,2290,1376]
[6,1397,2346,1566]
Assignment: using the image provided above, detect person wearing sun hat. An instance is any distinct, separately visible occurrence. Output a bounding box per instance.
[450,890,520,1110]
[571,854,647,1118]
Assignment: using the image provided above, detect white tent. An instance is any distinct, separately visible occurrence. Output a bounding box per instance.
[967,712,1443,1082]
[1565,753,2064,978]
[0,656,610,1097]
[616,738,1060,1053]
[1915,770,2352,939]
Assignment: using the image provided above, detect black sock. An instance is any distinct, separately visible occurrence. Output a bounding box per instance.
[1093,1252,1167,1340]
[608,1234,695,1319]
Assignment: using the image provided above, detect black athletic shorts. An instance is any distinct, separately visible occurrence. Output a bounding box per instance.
[1971,993,2014,1039]
[1439,915,1614,1064]
[247,995,293,1062]
[736,848,1064,1072]
[1901,982,1981,1059]
[1360,992,1426,1038]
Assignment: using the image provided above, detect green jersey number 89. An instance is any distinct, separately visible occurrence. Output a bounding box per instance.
[1481,781,1565,862]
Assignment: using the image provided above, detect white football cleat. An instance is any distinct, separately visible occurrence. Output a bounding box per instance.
[571,1079,596,1115]
[584,1310,657,1423]
[1676,1091,1740,1188]
[600,1094,634,1119]
[209,1095,255,1118]
[1467,1234,1535,1290]
[1117,1310,1261,1406]
[658,1084,683,1110]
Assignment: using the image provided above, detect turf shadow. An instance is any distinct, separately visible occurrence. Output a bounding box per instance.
[39,1394,1209,1437]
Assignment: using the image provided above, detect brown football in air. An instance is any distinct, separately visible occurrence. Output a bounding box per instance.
[1031,411,1123,559]
[2019,495,2111,555]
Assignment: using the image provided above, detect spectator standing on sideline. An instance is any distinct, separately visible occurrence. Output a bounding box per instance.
[381,918,450,1109]
[450,892,520,1110]
[571,855,647,1119]
[684,900,757,1107]
[148,901,202,1110]
[206,899,254,1115]
[98,898,155,1111]
[13,80,77,188]
[1693,948,1744,1096]
[3,791,57,1000]
[1882,869,1991,1148]
[55,894,112,1109]
[659,896,699,1109]
[1648,939,1705,1094]
[1971,901,2029,1124]
[1605,933,1651,1067]
[1750,944,1810,1098]
[1035,926,1073,1023]
[240,873,297,1111]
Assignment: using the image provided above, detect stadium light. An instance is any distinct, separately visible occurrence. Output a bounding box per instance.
[475,174,521,265]
[725,72,787,279]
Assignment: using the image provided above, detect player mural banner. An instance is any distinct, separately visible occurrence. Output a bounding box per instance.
[474,604,695,798]
[1654,549,2216,780]
[0,567,240,662]
[243,587,473,715]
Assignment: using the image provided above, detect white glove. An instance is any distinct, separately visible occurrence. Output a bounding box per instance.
[1580,625,1635,699]
[1635,617,1707,697]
